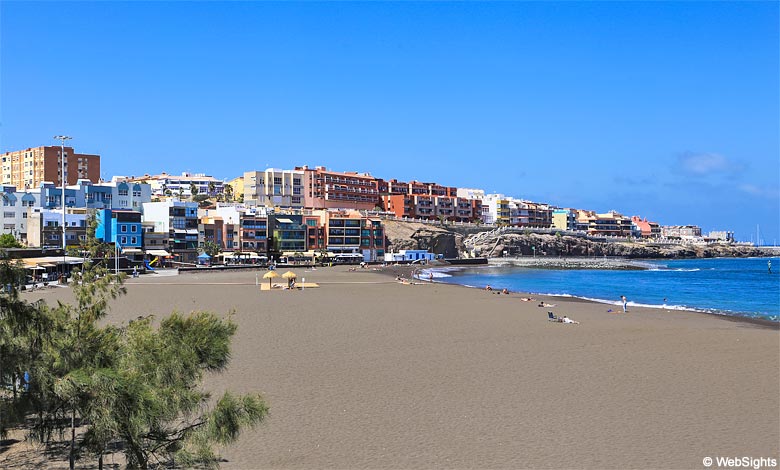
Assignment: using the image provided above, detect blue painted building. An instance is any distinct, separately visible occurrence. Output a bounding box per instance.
[95,209,143,248]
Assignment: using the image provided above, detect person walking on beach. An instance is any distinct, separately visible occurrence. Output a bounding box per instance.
[621,295,628,313]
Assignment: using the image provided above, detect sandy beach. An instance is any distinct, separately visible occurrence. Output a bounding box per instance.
[8,265,780,469]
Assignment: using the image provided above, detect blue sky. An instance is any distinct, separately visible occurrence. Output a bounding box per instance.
[1,2,778,242]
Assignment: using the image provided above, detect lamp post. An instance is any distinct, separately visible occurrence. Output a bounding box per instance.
[53,136,71,250]
[54,135,71,278]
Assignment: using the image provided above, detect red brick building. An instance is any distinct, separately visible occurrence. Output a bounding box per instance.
[1,146,100,190]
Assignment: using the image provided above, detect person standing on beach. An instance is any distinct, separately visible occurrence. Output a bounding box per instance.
[621,295,628,313]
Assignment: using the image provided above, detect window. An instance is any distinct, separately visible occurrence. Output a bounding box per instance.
[3,212,14,218]
[120,237,127,244]
[121,225,127,232]
[131,225,137,232]
[131,236,137,244]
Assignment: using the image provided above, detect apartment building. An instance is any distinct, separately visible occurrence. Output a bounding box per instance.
[26,208,87,248]
[381,194,477,222]
[661,225,702,239]
[131,172,224,198]
[199,216,225,250]
[142,201,200,263]
[526,202,552,227]
[377,179,456,197]
[1,146,100,190]
[552,209,578,231]
[36,180,152,212]
[268,214,307,258]
[322,210,385,261]
[630,216,661,238]
[299,166,379,210]
[577,210,633,236]
[243,169,305,208]
[1,186,40,244]
[95,209,143,250]
[481,194,512,225]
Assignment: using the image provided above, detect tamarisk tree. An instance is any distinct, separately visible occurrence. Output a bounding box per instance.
[1,214,268,469]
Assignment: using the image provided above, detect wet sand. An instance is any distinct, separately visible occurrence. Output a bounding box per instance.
[10,266,780,469]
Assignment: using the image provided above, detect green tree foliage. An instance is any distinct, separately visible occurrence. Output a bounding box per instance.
[201,241,221,258]
[0,215,268,469]
[190,183,199,198]
[0,233,22,248]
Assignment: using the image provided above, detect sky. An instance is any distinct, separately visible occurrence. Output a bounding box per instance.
[1,1,778,243]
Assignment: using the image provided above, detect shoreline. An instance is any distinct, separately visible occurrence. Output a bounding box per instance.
[407,263,780,329]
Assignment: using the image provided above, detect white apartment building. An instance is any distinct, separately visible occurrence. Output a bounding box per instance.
[243,169,305,209]
[1,186,40,243]
[124,172,224,197]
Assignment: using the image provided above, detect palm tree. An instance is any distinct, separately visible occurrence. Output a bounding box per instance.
[208,181,216,197]
[224,185,234,202]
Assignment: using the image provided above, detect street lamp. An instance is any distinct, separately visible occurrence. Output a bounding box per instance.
[53,135,71,252]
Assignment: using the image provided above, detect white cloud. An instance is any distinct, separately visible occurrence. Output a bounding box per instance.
[738,184,780,200]
[677,152,744,176]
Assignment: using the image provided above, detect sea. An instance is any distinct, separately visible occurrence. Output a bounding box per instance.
[422,257,780,322]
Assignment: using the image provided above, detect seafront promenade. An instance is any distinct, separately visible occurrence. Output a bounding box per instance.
[12,266,780,469]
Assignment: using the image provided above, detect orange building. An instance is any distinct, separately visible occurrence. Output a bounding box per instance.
[299,166,379,210]
[1,146,100,190]
[382,194,478,222]
[376,178,457,197]
[631,216,661,238]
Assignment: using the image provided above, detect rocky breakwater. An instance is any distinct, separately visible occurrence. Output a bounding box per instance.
[465,230,770,259]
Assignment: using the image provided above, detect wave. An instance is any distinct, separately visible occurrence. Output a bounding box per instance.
[647,267,701,272]
[414,269,453,279]
[514,292,778,322]
[441,282,778,322]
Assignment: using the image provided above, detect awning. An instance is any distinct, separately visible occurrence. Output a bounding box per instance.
[186,229,198,234]
[147,249,171,257]
[276,218,294,224]
[122,248,142,254]
[174,229,186,234]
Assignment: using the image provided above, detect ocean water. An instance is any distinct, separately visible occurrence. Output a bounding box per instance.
[423,257,780,322]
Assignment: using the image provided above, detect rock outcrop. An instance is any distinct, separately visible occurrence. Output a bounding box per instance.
[382,220,768,259]
[382,221,462,258]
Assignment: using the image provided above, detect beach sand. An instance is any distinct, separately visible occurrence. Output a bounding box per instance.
[7,266,779,469]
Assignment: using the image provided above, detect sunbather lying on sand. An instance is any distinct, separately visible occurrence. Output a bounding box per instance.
[561,316,580,324]
[537,302,557,308]
[519,297,535,302]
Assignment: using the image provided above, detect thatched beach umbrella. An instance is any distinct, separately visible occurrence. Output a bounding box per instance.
[263,270,279,288]
[281,270,297,288]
